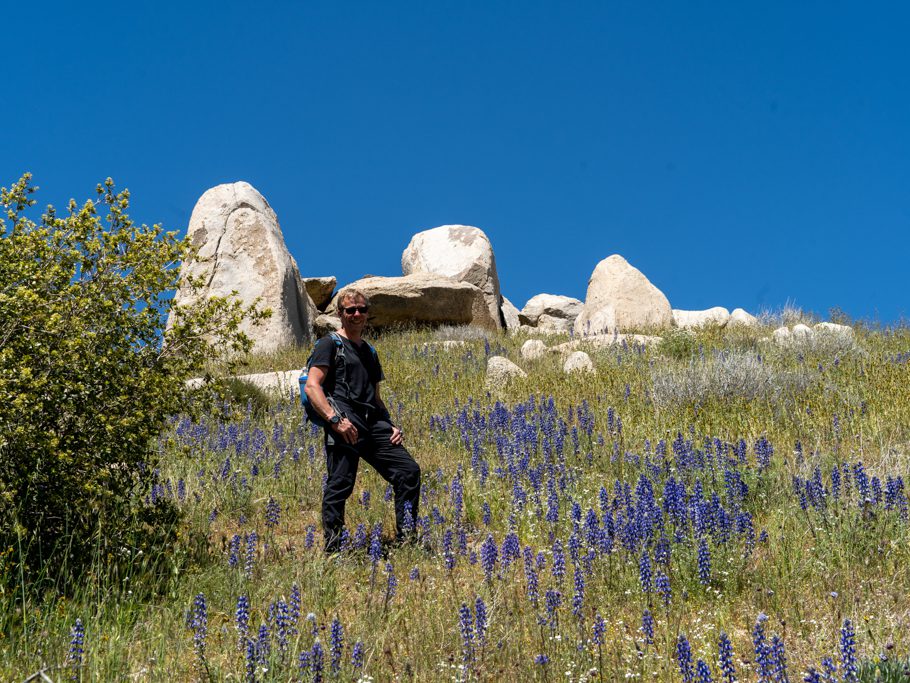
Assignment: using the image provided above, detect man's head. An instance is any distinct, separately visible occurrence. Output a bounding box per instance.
[337,288,370,333]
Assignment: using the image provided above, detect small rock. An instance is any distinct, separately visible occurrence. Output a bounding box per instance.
[672,307,731,329]
[485,356,527,390]
[315,314,341,337]
[814,322,855,340]
[302,276,336,310]
[772,326,792,344]
[563,351,595,374]
[792,323,813,340]
[520,339,547,361]
[728,308,759,327]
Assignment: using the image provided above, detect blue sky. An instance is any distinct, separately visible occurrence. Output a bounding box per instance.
[4,2,908,323]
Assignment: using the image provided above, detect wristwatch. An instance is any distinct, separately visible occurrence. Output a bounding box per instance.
[329,414,341,426]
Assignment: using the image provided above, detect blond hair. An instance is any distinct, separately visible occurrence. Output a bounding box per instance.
[336,287,371,308]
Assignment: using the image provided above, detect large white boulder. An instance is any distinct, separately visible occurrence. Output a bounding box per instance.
[728,308,759,328]
[402,225,502,329]
[519,294,584,327]
[672,307,731,329]
[485,356,527,391]
[327,273,498,330]
[574,255,673,335]
[563,351,595,374]
[168,182,312,351]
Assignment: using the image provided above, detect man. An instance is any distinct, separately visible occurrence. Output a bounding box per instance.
[304,288,421,553]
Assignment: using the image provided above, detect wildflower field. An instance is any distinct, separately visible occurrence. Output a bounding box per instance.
[4,320,910,682]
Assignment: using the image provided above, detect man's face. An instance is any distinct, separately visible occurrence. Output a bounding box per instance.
[339,295,369,329]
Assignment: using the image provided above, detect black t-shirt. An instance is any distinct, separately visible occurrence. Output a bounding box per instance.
[310,334,384,418]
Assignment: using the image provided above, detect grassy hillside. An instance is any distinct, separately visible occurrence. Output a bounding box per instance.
[3,320,910,681]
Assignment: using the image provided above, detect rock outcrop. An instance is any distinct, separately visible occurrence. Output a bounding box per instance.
[169,182,312,351]
[402,225,503,329]
[326,273,498,330]
[574,255,672,335]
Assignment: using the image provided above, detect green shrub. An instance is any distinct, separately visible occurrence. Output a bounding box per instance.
[0,175,263,593]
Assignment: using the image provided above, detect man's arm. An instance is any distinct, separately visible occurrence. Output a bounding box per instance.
[305,366,358,444]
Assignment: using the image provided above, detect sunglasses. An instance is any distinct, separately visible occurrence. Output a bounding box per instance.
[342,305,370,315]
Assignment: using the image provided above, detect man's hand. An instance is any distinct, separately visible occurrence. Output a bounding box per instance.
[390,426,403,445]
[333,417,359,444]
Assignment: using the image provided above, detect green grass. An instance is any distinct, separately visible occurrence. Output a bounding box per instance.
[2,322,910,681]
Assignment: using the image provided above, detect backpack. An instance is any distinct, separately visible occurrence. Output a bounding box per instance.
[298,332,377,427]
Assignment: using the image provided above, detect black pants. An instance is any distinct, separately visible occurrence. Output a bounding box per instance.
[323,419,421,551]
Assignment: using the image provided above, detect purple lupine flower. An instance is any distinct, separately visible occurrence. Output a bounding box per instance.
[256,624,270,667]
[275,599,291,658]
[264,496,280,528]
[770,635,789,683]
[551,539,566,584]
[571,563,585,617]
[443,529,456,571]
[753,614,773,682]
[544,589,562,631]
[523,547,539,607]
[803,668,822,683]
[698,537,712,585]
[655,571,671,607]
[459,603,474,665]
[501,531,521,569]
[191,593,208,665]
[236,595,250,652]
[304,525,315,549]
[639,550,652,592]
[409,566,420,581]
[840,619,857,682]
[677,634,695,682]
[820,657,837,682]
[330,618,344,673]
[245,637,256,681]
[228,534,241,568]
[368,524,383,567]
[535,654,550,665]
[361,489,371,509]
[592,614,606,645]
[352,523,368,550]
[385,562,398,602]
[475,597,488,648]
[641,609,655,645]
[696,659,714,683]
[481,501,492,526]
[718,631,737,683]
[480,534,498,582]
[351,640,364,669]
[66,618,85,677]
[310,641,324,683]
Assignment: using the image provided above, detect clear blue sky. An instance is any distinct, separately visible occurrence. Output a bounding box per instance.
[4,2,908,323]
